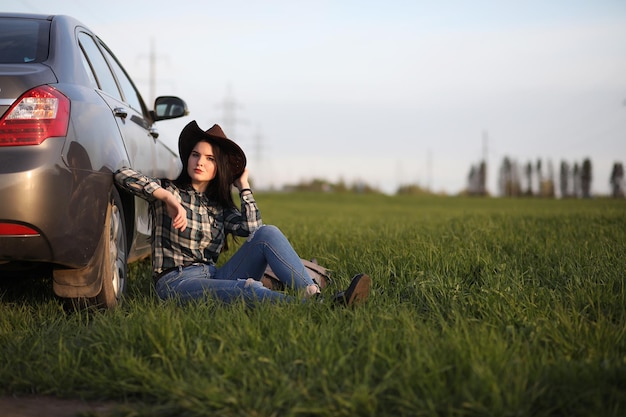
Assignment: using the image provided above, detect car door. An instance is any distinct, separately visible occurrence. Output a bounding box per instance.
[78,32,156,175]
[78,31,155,253]
[89,36,180,181]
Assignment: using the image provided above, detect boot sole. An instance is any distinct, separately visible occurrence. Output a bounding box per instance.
[345,274,371,306]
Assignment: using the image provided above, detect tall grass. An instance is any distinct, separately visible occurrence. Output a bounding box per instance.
[1,194,624,416]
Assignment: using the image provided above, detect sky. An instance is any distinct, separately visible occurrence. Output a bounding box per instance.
[6,0,626,195]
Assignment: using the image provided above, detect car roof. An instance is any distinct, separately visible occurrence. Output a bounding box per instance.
[0,13,89,30]
[0,12,53,21]
[0,12,59,19]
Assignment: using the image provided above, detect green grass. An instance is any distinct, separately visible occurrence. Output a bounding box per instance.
[1,194,625,416]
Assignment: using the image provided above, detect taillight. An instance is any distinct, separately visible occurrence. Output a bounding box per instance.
[0,85,70,146]
[0,223,40,236]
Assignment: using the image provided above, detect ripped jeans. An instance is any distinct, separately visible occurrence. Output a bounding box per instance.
[155,225,316,304]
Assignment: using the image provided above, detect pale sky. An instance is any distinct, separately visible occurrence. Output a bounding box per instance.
[6,0,626,195]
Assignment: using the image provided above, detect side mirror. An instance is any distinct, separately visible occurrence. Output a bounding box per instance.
[152,96,189,121]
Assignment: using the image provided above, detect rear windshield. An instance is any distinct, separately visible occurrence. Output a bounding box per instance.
[0,18,50,63]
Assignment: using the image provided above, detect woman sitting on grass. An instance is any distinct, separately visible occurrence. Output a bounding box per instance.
[114,120,370,306]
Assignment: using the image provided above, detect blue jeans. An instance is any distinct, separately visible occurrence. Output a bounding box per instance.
[155,225,316,304]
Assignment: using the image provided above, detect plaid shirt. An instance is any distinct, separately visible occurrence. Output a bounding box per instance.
[114,167,262,275]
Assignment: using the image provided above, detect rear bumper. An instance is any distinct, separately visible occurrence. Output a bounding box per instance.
[0,137,110,269]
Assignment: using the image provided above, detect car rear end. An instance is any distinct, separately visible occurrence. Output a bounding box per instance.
[0,14,103,278]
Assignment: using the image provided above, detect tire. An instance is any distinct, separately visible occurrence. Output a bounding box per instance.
[94,188,127,308]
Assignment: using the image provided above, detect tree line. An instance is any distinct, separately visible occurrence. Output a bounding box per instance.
[467,158,625,198]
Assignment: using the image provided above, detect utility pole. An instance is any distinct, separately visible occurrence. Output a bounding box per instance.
[148,39,155,105]
[216,84,248,141]
[138,38,167,105]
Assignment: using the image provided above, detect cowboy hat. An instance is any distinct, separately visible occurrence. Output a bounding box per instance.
[178,120,246,181]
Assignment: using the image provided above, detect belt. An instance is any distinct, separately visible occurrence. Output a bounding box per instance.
[153,262,209,283]
[153,266,179,283]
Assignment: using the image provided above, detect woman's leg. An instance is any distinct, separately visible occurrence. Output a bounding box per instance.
[155,263,292,305]
[215,225,317,291]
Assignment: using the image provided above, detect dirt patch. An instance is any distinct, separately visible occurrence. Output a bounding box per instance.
[0,395,118,417]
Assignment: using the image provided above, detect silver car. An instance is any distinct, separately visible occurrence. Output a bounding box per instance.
[0,13,188,308]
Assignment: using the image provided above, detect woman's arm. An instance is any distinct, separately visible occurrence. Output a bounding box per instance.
[226,168,262,236]
[114,167,161,201]
[114,167,187,231]
[233,168,251,194]
[153,187,187,232]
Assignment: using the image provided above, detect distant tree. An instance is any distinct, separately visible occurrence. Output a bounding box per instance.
[573,162,581,198]
[284,178,381,193]
[540,159,555,198]
[467,161,487,196]
[498,157,510,196]
[467,165,477,194]
[581,158,592,198]
[396,184,429,196]
[512,160,522,197]
[559,160,570,198]
[498,156,521,197]
[610,162,624,198]
[524,161,533,196]
[335,178,348,193]
[350,180,378,194]
[478,160,487,196]
[536,158,543,194]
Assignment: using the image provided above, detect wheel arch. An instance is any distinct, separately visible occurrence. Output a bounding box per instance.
[52,186,117,299]
[115,184,136,258]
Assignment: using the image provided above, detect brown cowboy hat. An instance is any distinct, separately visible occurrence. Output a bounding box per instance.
[178,120,246,181]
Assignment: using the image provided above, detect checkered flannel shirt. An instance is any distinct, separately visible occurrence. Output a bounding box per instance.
[114,167,262,276]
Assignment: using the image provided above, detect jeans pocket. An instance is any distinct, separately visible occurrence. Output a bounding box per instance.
[156,266,183,297]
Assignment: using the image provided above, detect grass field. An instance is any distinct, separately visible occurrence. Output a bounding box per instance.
[1,193,625,416]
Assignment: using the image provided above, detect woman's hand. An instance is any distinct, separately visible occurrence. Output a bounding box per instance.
[166,198,187,232]
[234,168,250,192]
[154,188,187,231]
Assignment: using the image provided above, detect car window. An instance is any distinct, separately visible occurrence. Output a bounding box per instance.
[0,17,49,63]
[77,32,122,101]
[78,44,99,89]
[98,42,146,115]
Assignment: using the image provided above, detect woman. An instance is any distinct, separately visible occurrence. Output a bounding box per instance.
[114,120,370,306]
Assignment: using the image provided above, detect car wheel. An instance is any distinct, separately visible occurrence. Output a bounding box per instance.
[94,188,127,308]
